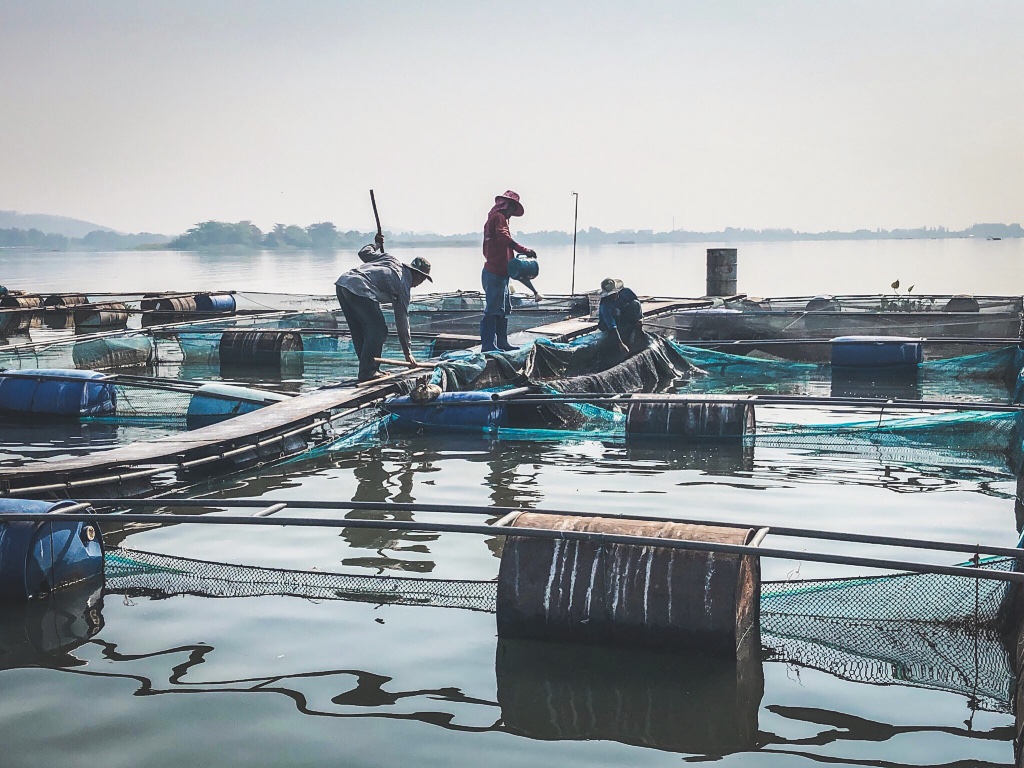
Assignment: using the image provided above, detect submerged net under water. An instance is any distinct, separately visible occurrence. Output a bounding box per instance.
[105,547,1019,713]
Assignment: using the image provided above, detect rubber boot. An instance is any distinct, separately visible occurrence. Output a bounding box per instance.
[480,315,498,352]
[495,315,518,351]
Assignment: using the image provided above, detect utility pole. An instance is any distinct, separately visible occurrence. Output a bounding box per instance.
[571,191,579,295]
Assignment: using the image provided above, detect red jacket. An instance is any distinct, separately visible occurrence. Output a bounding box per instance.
[482,205,529,277]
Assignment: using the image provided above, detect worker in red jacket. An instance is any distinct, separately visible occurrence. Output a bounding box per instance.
[481,190,539,352]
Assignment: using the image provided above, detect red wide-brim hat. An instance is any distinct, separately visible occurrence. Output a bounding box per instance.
[495,190,525,217]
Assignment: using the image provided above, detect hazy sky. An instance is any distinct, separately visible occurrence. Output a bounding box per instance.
[1,1,1022,235]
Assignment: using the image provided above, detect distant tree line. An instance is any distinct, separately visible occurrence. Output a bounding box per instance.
[5,219,1022,253]
[522,222,1024,245]
[0,227,169,250]
[167,221,372,250]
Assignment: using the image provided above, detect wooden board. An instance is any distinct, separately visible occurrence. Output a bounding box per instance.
[0,374,415,488]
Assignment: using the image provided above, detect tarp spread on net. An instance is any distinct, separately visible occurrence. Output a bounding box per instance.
[429,332,699,393]
[105,547,1019,711]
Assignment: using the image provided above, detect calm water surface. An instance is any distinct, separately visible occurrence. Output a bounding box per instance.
[1,237,1022,297]
[1,241,1022,766]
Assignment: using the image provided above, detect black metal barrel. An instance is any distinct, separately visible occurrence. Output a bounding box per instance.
[706,248,737,297]
[219,331,304,368]
[626,396,755,441]
[496,512,762,656]
[43,293,89,308]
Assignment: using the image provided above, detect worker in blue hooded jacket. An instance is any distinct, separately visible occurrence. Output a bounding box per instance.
[597,278,644,353]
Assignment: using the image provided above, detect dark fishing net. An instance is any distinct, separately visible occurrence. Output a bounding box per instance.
[761,557,1016,712]
[104,547,1019,710]
[105,547,498,612]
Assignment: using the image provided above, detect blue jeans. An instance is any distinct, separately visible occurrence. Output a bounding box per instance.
[482,268,512,317]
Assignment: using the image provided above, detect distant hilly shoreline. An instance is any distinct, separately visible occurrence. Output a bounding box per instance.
[0,209,1021,252]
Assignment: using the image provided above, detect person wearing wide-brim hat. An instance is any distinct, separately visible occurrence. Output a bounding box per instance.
[597,277,643,354]
[481,190,540,352]
[335,244,433,381]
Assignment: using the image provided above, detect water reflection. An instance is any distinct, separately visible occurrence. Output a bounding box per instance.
[0,582,104,669]
[496,638,763,754]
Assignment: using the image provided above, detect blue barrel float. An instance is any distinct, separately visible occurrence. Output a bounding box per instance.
[507,256,539,282]
[195,292,237,313]
[830,336,923,370]
[0,499,104,601]
[0,369,116,417]
[186,383,289,428]
[385,391,509,432]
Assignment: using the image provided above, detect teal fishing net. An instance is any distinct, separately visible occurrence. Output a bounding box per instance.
[669,341,1023,402]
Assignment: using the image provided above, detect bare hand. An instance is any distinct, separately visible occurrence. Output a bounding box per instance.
[523,248,537,258]
[405,351,417,366]
[374,233,385,249]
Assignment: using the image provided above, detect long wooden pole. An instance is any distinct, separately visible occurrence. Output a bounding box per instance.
[370,189,383,249]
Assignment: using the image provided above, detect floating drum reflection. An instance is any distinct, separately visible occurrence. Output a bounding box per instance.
[496,638,762,754]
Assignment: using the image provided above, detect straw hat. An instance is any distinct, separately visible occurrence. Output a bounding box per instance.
[406,256,433,282]
[495,190,525,217]
[599,277,624,297]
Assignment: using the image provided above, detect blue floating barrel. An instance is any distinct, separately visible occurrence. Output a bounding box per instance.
[626,396,754,441]
[0,499,104,601]
[385,391,508,432]
[831,336,923,369]
[194,292,237,313]
[507,256,539,281]
[186,383,289,427]
[0,369,116,417]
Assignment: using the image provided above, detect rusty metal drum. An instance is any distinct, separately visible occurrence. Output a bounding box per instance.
[626,395,755,441]
[706,248,737,297]
[496,512,762,656]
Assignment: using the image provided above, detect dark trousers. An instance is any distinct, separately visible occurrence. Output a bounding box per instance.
[336,286,388,381]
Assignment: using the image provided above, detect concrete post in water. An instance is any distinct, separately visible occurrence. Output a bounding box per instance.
[496,512,762,657]
[706,248,738,297]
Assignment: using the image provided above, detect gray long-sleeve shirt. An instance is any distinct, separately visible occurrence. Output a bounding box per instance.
[335,249,414,353]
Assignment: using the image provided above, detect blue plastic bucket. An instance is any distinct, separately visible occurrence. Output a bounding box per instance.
[195,293,237,313]
[385,391,508,432]
[0,499,105,601]
[507,257,539,281]
[0,369,116,417]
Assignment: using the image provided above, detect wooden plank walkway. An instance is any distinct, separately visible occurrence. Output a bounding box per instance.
[526,300,711,341]
[0,375,413,496]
